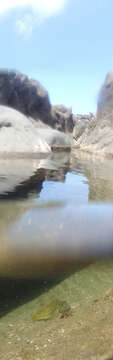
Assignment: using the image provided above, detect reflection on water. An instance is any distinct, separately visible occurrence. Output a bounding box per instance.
[38,172,88,203]
[71,151,113,201]
[1,151,113,358]
[0,150,113,202]
[0,151,113,278]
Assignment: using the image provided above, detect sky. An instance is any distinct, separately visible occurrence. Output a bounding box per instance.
[0,0,113,114]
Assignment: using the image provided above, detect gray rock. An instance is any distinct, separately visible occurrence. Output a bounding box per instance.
[0,70,74,132]
[72,72,113,156]
[0,106,71,157]
[73,113,95,140]
[0,106,51,157]
[50,105,74,133]
[35,127,72,151]
[73,119,113,155]
[97,72,113,123]
[0,69,51,122]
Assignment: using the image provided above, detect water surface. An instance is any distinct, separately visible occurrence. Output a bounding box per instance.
[0,151,113,359]
[0,151,113,277]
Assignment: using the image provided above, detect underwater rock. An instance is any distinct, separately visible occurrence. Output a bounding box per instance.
[32,298,71,321]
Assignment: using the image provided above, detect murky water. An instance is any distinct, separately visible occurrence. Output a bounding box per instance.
[1,151,113,359]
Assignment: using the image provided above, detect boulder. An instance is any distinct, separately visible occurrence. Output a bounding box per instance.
[50,105,74,133]
[34,126,72,152]
[0,69,51,123]
[0,106,51,157]
[0,106,71,157]
[0,70,74,132]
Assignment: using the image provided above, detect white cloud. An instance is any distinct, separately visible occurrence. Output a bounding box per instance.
[0,0,68,36]
[16,14,34,37]
[0,0,67,15]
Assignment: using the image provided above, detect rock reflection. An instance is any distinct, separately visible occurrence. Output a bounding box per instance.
[70,151,113,201]
[0,153,70,199]
[0,152,70,230]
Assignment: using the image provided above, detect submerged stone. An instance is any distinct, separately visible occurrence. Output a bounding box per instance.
[32,298,71,321]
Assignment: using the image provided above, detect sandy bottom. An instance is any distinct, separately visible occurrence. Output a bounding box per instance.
[0,261,113,360]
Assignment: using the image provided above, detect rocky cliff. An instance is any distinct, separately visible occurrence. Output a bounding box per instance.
[72,72,113,156]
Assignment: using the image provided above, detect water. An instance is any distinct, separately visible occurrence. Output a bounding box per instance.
[1,150,113,278]
[1,151,113,359]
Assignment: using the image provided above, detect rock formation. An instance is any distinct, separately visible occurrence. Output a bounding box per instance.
[34,126,72,151]
[0,106,51,156]
[97,72,113,123]
[0,106,71,157]
[0,69,51,122]
[72,113,95,141]
[72,72,113,156]
[0,70,74,133]
[1,69,113,156]
[50,105,74,133]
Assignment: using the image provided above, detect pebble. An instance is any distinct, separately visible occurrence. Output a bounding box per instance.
[8,324,13,328]
[34,345,39,351]
[48,338,52,343]
[26,339,34,345]
[16,337,21,342]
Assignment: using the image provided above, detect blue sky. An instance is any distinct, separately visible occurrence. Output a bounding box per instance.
[0,0,113,113]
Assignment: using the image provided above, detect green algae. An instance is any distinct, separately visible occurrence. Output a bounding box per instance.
[32,297,71,321]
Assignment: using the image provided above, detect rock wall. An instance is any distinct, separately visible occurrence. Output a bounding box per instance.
[97,72,113,124]
[72,113,95,140]
[72,72,113,156]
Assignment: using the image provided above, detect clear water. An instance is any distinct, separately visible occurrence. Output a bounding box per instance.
[0,150,113,278]
[1,151,113,359]
[37,172,88,203]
